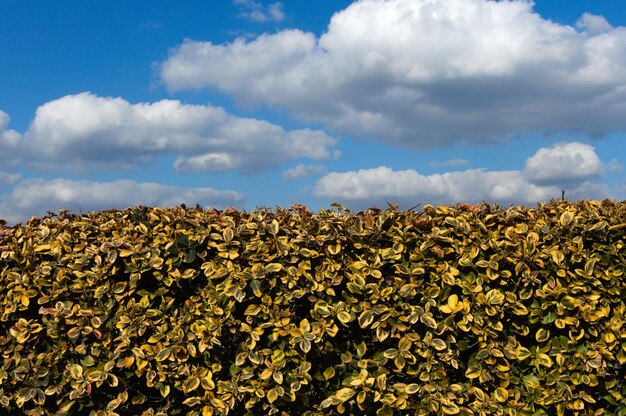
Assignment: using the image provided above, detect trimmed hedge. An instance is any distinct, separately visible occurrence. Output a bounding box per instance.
[0,200,625,415]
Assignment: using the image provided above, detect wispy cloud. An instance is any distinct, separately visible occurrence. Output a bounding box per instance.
[282,163,327,180]
[162,0,626,149]
[234,0,285,22]
[431,159,470,168]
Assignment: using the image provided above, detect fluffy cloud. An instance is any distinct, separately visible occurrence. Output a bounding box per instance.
[0,178,244,225]
[576,13,613,35]
[0,110,21,148]
[315,142,612,208]
[13,93,335,173]
[161,0,626,148]
[282,163,327,180]
[0,171,20,192]
[234,0,285,22]
[523,142,603,185]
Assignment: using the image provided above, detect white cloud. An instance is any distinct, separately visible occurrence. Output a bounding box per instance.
[0,110,21,147]
[315,142,612,208]
[0,178,244,225]
[0,171,20,192]
[161,0,626,148]
[576,13,613,35]
[234,0,285,22]
[523,142,603,185]
[282,163,327,180]
[11,92,335,173]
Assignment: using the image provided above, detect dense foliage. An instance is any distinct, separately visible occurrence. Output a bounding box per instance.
[1,201,625,415]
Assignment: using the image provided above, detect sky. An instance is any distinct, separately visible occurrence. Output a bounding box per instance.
[1,0,625,225]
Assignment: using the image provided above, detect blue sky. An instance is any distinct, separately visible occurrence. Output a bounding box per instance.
[1,0,625,224]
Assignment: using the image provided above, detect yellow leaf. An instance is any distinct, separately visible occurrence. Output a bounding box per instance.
[160,384,170,398]
[184,377,200,393]
[441,402,460,415]
[335,387,356,402]
[405,384,420,394]
[465,365,481,379]
[485,289,504,305]
[337,311,352,324]
[420,314,437,329]
[267,388,279,403]
[244,304,261,316]
[431,338,447,351]
[535,328,550,343]
[536,353,553,368]
[265,263,283,273]
[448,294,459,310]
[323,367,335,380]
[494,387,508,402]
[358,310,374,328]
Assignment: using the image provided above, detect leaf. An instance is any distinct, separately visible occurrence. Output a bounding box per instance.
[405,384,420,394]
[184,377,200,393]
[156,347,171,362]
[265,263,283,273]
[182,397,202,407]
[267,388,279,404]
[358,310,374,328]
[485,289,504,305]
[420,314,437,329]
[337,310,352,324]
[244,304,261,316]
[160,384,170,398]
[465,365,481,379]
[559,211,573,227]
[384,348,398,359]
[550,249,565,266]
[535,328,550,343]
[323,367,335,380]
[441,402,460,415]
[335,387,356,402]
[269,220,279,236]
[494,387,508,402]
[431,338,447,351]
[536,353,553,368]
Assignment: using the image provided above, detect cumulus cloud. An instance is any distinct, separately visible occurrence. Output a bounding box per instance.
[523,142,603,185]
[576,13,613,35]
[12,93,335,173]
[161,0,626,148]
[0,110,21,150]
[0,171,20,192]
[0,178,244,225]
[282,163,327,180]
[234,0,285,22]
[315,142,612,208]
